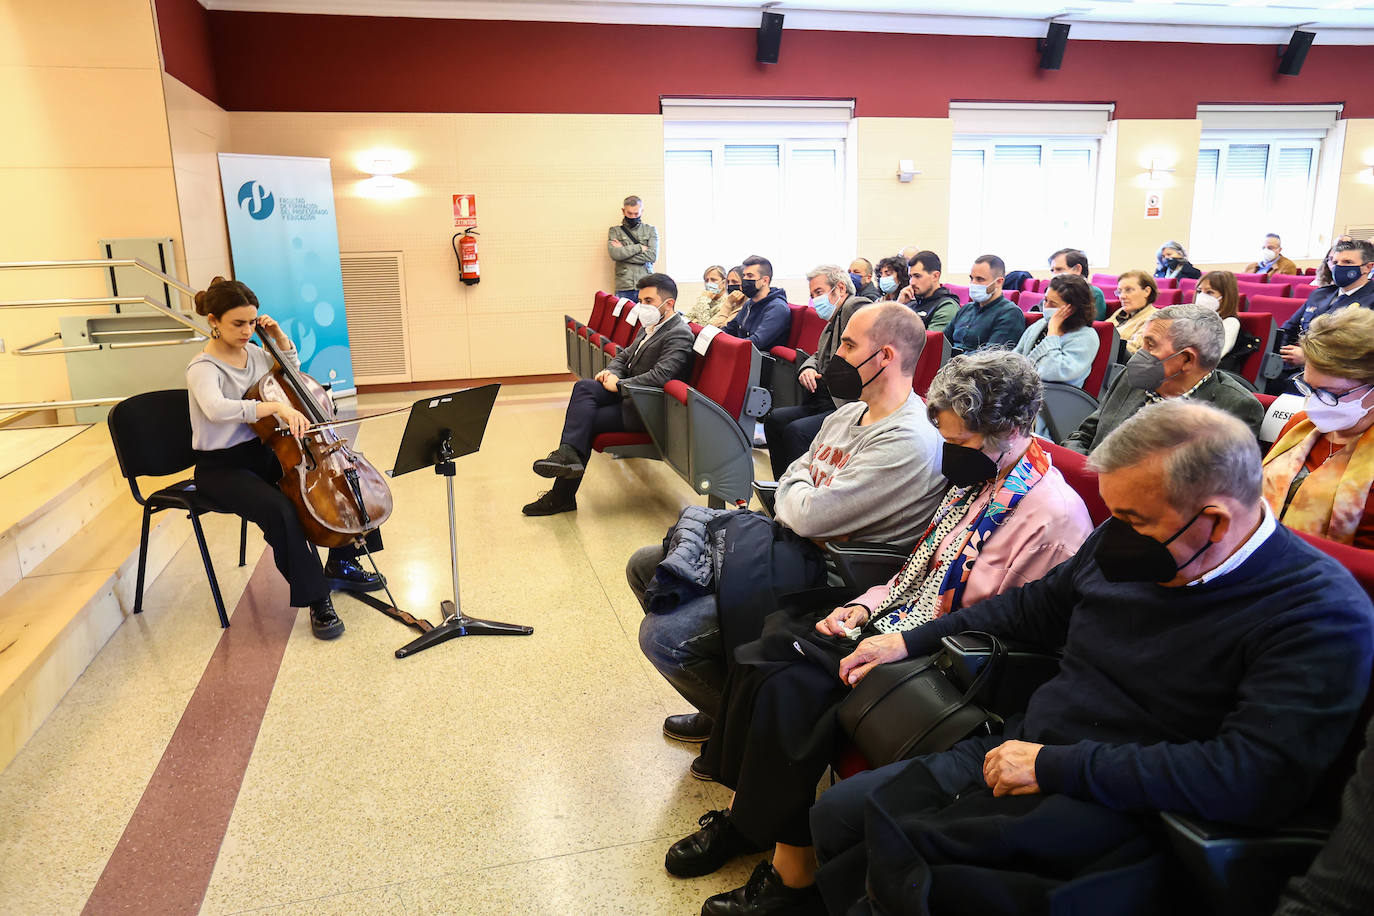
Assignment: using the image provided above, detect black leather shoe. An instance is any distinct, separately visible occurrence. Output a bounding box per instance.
[665,809,765,878]
[522,490,577,516]
[702,862,824,916]
[532,445,585,479]
[689,753,718,782]
[663,712,713,743]
[309,596,345,640]
[324,557,385,593]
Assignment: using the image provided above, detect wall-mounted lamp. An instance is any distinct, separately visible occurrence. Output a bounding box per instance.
[897,159,920,182]
[1146,159,1176,183]
[368,158,396,190]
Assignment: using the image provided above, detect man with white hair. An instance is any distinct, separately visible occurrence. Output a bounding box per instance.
[811,401,1374,914]
[1064,303,1263,454]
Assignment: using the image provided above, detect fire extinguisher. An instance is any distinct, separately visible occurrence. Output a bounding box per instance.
[452,229,480,286]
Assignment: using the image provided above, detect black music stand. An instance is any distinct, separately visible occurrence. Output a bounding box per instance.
[358,384,532,658]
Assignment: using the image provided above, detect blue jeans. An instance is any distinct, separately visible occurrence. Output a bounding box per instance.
[615,288,639,303]
[627,544,725,717]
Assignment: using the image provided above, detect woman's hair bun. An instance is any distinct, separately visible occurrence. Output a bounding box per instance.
[193,288,209,315]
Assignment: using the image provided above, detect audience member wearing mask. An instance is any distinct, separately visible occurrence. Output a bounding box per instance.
[1014,273,1100,390]
[1065,304,1264,454]
[709,266,747,329]
[944,254,1024,355]
[524,273,693,516]
[607,195,658,301]
[1154,240,1202,281]
[1280,240,1374,385]
[762,265,874,479]
[683,264,729,324]
[874,256,909,302]
[896,250,960,332]
[813,402,1373,915]
[1048,248,1107,320]
[722,255,791,352]
[1313,237,1354,289]
[666,352,1092,916]
[628,305,946,747]
[1109,270,1160,357]
[1245,233,1298,278]
[1195,270,1242,357]
[1263,307,1374,548]
[849,257,881,302]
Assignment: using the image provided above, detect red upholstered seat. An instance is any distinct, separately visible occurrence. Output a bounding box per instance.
[1042,441,1110,526]
[1020,291,1046,312]
[1234,273,1268,283]
[1153,289,1184,307]
[1296,531,1374,597]
[1020,276,1037,292]
[593,295,621,337]
[690,332,753,420]
[1155,277,1178,289]
[1249,295,1307,327]
[1024,311,1041,328]
[1238,280,1285,301]
[783,304,808,349]
[795,307,828,355]
[592,431,653,452]
[1234,313,1277,387]
[1083,321,1117,398]
[770,346,799,363]
[1179,278,1198,299]
[1269,274,1310,288]
[1090,273,1118,288]
[912,330,949,399]
[946,284,970,305]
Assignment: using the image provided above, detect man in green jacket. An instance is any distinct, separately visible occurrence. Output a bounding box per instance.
[944,254,1023,355]
[608,195,658,301]
[1049,247,1108,320]
[897,250,959,332]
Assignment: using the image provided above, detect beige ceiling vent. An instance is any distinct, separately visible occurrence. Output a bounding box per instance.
[341,252,410,383]
[1346,225,1374,242]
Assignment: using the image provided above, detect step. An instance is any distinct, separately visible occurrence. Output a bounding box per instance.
[0,496,189,772]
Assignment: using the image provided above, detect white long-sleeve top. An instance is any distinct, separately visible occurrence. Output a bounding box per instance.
[186,342,298,451]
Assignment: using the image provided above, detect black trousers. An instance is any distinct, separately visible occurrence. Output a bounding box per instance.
[762,387,835,480]
[194,439,377,607]
[553,378,642,499]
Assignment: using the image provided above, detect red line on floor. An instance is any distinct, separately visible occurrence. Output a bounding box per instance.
[82,552,294,915]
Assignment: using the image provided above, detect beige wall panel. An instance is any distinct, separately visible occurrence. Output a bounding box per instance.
[1333,119,1374,238]
[467,308,568,377]
[1103,119,1201,276]
[0,67,173,169]
[855,118,952,266]
[405,300,472,381]
[0,0,160,69]
[0,168,181,262]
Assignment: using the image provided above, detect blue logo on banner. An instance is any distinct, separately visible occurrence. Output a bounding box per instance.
[237,180,275,220]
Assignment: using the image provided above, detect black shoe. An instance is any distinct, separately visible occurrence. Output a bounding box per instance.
[522,490,577,516]
[665,809,765,878]
[664,712,713,744]
[309,596,345,640]
[690,753,718,782]
[324,557,386,593]
[702,862,824,916]
[532,444,585,479]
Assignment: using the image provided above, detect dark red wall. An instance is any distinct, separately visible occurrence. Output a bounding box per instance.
[188,12,1368,118]
[155,0,219,104]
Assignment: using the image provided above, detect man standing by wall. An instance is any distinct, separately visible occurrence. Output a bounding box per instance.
[608,195,658,302]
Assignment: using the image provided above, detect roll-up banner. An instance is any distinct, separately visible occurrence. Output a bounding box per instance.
[218,153,355,394]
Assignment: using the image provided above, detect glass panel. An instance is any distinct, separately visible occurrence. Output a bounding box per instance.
[664,149,715,278]
[721,145,783,269]
[948,148,985,266]
[1270,147,1315,254]
[783,148,842,278]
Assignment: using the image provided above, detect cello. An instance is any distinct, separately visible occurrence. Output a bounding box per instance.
[246,323,393,548]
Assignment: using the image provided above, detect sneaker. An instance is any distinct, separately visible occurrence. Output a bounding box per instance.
[324,557,386,593]
[532,444,585,479]
[309,596,345,640]
[701,862,825,915]
[522,490,577,516]
[665,809,767,878]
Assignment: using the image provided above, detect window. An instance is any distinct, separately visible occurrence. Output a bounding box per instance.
[948,138,1100,271]
[1189,138,1321,261]
[661,98,852,281]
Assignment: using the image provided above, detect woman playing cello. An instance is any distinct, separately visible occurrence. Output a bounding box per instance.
[186,277,383,639]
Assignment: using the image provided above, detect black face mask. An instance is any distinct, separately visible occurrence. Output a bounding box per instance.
[1165,257,1181,270]
[624,216,641,228]
[941,442,1001,488]
[726,282,742,295]
[1093,505,1216,583]
[823,348,885,401]
[741,278,761,298]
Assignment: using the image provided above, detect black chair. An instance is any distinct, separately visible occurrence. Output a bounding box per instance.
[107,389,247,628]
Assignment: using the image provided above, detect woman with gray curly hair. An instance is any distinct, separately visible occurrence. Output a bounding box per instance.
[667,350,1095,916]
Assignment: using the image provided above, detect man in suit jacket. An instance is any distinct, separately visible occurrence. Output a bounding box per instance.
[524,273,694,516]
[1063,304,1264,455]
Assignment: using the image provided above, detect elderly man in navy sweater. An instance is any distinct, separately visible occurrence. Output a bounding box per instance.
[801,401,1374,916]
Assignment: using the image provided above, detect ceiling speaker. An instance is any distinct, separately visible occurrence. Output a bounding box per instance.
[757,11,784,64]
[1278,30,1315,76]
[1039,22,1070,71]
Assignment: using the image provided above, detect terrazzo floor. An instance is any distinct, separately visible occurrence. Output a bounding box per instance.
[0,382,775,915]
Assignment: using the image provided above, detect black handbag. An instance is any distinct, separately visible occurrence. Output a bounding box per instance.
[836,631,1006,768]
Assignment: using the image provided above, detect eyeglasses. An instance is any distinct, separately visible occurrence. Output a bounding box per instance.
[1293,379,1373,407]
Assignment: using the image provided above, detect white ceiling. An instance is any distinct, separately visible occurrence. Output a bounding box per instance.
[201,0,1374,44]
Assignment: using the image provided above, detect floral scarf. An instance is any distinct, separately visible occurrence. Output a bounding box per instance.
[1263,417,1374,546]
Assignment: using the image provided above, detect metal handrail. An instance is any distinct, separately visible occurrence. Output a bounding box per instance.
[0,397,123,411]
[109,336,206,350]
[0,297,159,310]
[89,327,201,338]
[16,334,102,357]
[0,258,198,298]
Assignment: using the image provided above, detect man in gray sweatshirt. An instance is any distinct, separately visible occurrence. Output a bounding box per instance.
[627,304,948,744]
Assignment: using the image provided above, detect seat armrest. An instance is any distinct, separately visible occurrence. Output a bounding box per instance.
[825,540,909,590]
[753,480,779,517]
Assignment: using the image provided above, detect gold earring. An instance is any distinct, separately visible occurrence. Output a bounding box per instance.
[210,326,220,339]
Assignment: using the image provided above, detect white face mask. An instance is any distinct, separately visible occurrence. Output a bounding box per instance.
[1259,249,1278,266]
[1194,292,1221,311]
[631,302,662,328]
[704,282,720,294]
[1304,388,1373,434]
